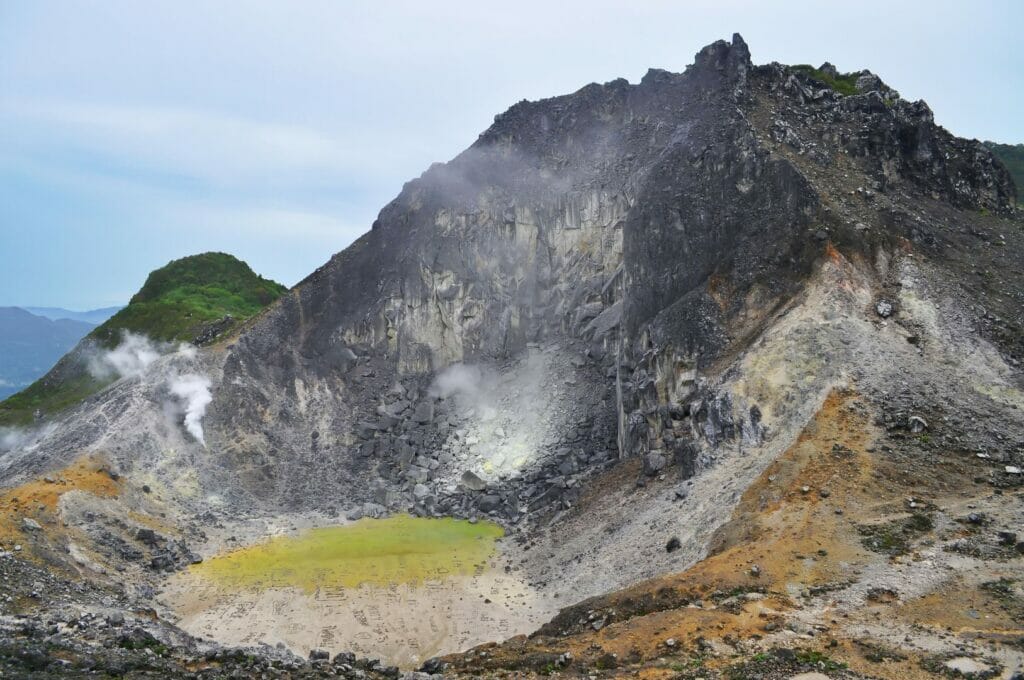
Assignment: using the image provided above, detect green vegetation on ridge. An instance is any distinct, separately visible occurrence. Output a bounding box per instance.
[791,64,860,96]
[985,142,1024,205]
[92,252,287,347]
[0,252,286,426]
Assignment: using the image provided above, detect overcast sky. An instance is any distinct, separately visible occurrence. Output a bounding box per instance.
[1,1,1021,309]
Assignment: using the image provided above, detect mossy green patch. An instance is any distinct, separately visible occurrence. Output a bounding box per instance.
[191,515,504,592]
[791,64,860,96]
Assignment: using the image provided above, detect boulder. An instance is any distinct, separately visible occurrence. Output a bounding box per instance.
[407,466,429,484]
[478,494,502,513]
[136,528,159,545]
[333,652,356,666]
[355,421,379,440]
[460,470,487,491]
[413,401,435,424]
[642,451,667,476]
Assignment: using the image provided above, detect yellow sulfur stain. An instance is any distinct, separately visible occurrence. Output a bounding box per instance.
[190,514,504,592]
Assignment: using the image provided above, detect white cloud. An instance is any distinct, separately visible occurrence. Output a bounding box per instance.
[185,204,367,241]
[2,99,366,187]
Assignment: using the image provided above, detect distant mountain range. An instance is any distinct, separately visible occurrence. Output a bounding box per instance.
[20,306,122,325]
[0,308,98,399]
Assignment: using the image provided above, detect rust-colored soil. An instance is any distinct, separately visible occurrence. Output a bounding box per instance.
[444,389,1023,678]
[0,455,120,547]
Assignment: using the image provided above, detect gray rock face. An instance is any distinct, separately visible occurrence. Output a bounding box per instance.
[178,34,1021,511]
[5,34,1017,525]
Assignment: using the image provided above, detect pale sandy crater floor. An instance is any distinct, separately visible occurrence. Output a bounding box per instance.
[160,532,554,669]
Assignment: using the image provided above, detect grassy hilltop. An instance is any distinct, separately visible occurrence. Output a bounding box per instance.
[0,253,286,426]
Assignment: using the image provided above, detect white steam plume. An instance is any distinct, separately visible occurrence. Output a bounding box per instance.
[168,374,212,445]
[0,423,58,453]
[0,426,31,453]
[428,363,483,399]
[88,332,163,379]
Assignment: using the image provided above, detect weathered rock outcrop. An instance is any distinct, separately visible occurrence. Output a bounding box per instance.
[204,34,1016,514]
[3,34,1018,527]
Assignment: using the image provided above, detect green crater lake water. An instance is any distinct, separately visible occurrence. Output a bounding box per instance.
[191,515,504,592]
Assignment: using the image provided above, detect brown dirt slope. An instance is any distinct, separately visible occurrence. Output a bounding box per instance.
[443,389,1024,679]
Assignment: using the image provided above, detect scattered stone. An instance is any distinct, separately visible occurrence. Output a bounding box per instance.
[866,587,899,603]
[334,652,357,666]
[787,620,816,636]
[413,401,435,424]
[664,637,677,648]
[666,536,682,553]
[997,531,1018,546]
[21,517,42,532]
[419,657,445,674]
[642,450,667,476]
[477,495,501,513]
[875,299,893,318]
[908,415,928,433]
[309,649,330,661]
[136,528,159,545]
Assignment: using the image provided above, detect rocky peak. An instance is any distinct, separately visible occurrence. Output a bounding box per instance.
[692,32,751,75]
[688,32,751,99]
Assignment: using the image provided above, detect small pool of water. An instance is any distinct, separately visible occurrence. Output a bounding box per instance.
[189,514,504,592]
